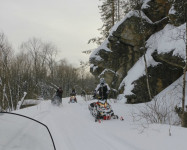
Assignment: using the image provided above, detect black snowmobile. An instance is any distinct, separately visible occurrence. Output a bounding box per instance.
[88,99,118,122]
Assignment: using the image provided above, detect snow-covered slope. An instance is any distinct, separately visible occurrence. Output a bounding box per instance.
[5,96,187,150]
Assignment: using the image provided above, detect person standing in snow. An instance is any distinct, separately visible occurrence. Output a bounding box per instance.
[51,87,63,105]
[95,78,110,100]
[56,87,63,99]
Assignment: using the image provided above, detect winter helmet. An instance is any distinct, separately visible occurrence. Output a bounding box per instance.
[100,78,105,84]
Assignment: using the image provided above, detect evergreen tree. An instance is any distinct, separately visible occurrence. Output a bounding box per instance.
[89,0,128,46]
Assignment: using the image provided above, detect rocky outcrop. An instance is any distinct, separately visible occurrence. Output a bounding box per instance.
[168,0,187,26]
[127,61,183,103]
[90,0,185,103]
[152,51,185,69]
[142,0,171,22]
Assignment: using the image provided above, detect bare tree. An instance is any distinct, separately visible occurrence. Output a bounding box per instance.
[0,34,96,110]
[131,83,182,131]
[0,33,14,111]
[20,38,43,85]
[182,0,187,113]
[133,0,152,100]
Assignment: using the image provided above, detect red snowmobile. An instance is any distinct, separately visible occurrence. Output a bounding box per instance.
[69,95,77,103]
[88,99,118,122]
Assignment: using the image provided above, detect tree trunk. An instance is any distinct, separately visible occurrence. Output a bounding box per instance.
[182,2,187,113]
[182,112,187,127]
[138,7,152,100]
[112,0,115,26]
[182,65,186,113]
[144,54,152,100]
[181,2,187,127]
[118,0,120,21]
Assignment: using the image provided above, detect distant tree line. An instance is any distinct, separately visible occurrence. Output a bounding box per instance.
[0,33,96,111]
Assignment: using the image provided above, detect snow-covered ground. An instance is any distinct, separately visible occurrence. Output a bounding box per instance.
[1,96,186,150]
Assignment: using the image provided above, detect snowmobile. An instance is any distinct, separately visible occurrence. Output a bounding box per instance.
[51,95,62,106]
[88,99,118,122]
[69,95,77,103]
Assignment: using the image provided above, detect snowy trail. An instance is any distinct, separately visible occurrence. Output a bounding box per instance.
[39,98,135,150]
[14,96,187,150]
[15,97,137,150]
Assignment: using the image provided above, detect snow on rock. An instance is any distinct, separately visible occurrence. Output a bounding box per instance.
[110,10,153,35]
[93,65,98,72]
[98,69,117,78]
[169,5,176,15]
[146,23,186,59]
[90,10,153,62]
[141,0,151,9]
[89,39,111,61]
[119,47,158,97]
[120,23,186,99]
[90,64,99,72]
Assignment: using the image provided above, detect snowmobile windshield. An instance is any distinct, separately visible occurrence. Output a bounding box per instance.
[0,112,56,150]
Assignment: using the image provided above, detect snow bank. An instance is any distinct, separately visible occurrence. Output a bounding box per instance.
[21,99,43,105]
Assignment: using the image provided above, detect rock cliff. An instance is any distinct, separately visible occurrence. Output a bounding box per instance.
[90,0,186,103]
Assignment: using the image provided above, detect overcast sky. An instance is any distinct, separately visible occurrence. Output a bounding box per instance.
[0,0,102,66]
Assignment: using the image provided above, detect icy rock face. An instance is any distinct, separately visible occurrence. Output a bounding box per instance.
[111,13,154,46]
[90,0,185,101]
[90,10,156,91]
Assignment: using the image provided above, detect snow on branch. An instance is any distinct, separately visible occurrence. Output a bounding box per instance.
[17,92,27,110]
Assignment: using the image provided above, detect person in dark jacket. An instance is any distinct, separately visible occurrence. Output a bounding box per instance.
[56,87,63,98]
[70,88,76,96]
[95,78,110,100]
[52,87,63,105]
